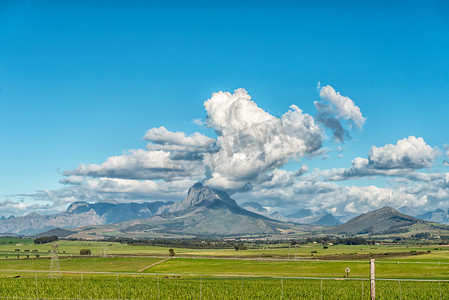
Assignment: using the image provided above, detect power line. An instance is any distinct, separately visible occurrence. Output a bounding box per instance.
[49,242,61,278]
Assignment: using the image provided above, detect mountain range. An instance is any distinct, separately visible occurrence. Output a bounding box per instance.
[1,183,448,238]
[0,201,171,235]
[240,202,341,226]
[70,183,293,239]
[399,206,449,225]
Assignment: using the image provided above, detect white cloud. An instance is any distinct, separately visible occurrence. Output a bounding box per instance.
[144,126,214,151]
[56,88,326,208]
[238,170,449,217]
[80,177,194,199]
[64,149,205,181]
[326,136,441,181]
[0,199,53,218]
[16,86,449,218]
[318,85,366,128]
[444,144,449,157]
[202,89,322,191]
[368,136,439,169]
[65,126,217,182]
[314,84,366,142]
[193,118,205,126]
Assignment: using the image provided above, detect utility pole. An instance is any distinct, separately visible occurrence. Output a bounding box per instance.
[370,258,375,300]
[101,244,108,258]
[49,242,61,278]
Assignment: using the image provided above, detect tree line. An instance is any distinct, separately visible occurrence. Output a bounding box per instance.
[34,236,58,244]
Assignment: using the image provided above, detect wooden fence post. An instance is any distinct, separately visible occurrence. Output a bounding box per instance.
[370,258,375,300]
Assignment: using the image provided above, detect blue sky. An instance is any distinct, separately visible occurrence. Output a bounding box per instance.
[1,1,449,216]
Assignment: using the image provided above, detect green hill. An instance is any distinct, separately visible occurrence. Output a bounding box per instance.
[326,206,438,235]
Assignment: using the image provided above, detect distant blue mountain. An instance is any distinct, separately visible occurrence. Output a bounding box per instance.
[312,214,341,226]
[0,200,172,235]
[287,209,314,219]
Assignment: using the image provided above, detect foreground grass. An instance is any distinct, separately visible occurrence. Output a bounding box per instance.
[0,275,446,299]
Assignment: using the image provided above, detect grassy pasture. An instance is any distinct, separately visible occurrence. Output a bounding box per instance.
[0,255,448,279]
[2,238,448,259]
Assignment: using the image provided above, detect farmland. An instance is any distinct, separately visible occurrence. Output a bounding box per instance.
[2,238,448,259]
[1,238,449,299]
[0,274,447,299]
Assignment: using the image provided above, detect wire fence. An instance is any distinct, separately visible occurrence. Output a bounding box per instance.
[0,270,447,300]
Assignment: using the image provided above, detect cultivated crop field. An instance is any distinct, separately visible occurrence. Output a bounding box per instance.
[0,274,447,299]
[1,239,449,299]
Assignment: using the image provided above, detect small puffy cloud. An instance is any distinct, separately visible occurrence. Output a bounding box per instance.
[326,136,440,181]
[444,145,449,167]
[193,118,205,126]
[144,126,214,152]
[369,136,439,169]
[444,144,449,157]
[202,89,322,191]
[314,84,366,142]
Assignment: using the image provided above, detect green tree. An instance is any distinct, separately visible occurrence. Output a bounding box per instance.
[79,249,91,255]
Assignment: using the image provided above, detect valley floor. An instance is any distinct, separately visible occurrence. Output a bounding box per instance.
[1,239,449,299]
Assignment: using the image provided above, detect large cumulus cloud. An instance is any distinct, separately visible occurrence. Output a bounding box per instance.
[202,88,322,191]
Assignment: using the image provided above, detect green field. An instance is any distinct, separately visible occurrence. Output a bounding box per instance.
[1,238,449,299]
[0,275,446,299]
[2,256,448,279]
[3,238,448,259]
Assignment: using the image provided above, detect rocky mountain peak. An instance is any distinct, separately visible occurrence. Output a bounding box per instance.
[170,183,239,212]
[66,202,90,214]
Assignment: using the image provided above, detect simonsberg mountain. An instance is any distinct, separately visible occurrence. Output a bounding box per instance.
[0,201,172,235]
[70,183,290,239]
